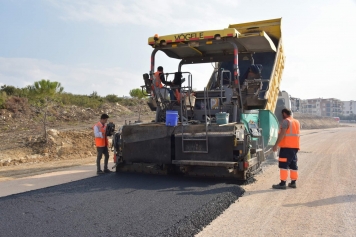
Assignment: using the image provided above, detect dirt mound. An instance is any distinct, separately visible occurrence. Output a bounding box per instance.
[0,99,155,167]
[0,129,97,167]
[294,113,339,129]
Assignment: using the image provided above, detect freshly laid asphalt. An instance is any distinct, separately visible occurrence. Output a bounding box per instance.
[0,172,244,237]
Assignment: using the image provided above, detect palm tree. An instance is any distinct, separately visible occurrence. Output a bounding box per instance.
[29,80,64,143]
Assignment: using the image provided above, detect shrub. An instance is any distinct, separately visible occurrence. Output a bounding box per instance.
[0,85,16,95]
[0,91,7,109]
[115,97,140,106]
[105,94,120,103]
[5,96,29,113]
[0,85,29,97]
[58,93,103,108]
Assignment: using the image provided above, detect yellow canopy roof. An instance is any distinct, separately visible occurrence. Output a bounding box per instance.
[148,18,281,60]
[228,18,282,42]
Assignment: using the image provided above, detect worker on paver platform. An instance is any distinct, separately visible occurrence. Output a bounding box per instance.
[171,72,184,102]
[93,114,111,175]
[153,66,175,101]
[272,108,300,189]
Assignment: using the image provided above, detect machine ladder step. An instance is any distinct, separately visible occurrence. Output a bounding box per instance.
[182,138,207,141]
[172,160,237,167]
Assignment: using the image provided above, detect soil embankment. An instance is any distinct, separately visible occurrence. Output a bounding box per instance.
[0,102,155,168]
[293,112,339,129]
[0,107,339,170]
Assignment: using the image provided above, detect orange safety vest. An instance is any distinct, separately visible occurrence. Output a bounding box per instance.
[154,71,163,89]
[174,89,181,102]
[278,117,300,149]
[93,121,108,147]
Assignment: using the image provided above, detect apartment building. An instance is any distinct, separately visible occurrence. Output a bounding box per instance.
[300,98,343,117]
[300,98,322,116]
[321,99,343,117]
[342,100,356,116]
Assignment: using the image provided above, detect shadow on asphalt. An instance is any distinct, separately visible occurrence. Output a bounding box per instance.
[1,172,243,198]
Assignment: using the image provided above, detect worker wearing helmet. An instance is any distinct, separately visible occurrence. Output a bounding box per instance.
[93,114,111,174]
[272,108,300,189]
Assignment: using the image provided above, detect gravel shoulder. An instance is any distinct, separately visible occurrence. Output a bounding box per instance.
[197,126,356,237]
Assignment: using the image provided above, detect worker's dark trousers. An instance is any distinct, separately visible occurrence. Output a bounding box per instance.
[96,147,109,171]
[278,148,298,181]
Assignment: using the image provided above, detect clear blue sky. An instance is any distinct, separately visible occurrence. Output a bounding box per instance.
[1,0,356,100]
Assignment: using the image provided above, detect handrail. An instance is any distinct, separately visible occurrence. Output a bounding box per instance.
[220,69,232,112]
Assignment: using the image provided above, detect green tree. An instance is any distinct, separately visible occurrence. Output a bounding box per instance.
[28,79,64,143]
[0,85,16,95]
[129,88,145,99]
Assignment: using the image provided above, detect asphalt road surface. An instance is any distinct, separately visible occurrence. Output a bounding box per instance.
[0,172,243,237]
[197,125,356,236]
[2,125,355,237]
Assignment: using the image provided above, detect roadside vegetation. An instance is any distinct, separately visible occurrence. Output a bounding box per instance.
[0,82,146,110]
[0,81,148,143]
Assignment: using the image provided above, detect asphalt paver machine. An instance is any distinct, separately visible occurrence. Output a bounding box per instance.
[114,18,284,180]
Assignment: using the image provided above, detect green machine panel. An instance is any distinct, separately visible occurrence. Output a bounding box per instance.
[258,110,279,147]
[240,110,260,141]
[240,110,279,147]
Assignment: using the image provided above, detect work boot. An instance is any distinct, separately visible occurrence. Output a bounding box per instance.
[97,170,104,175]
[104,169,111,173]
[288,183,297,188]
[272,183,287,190]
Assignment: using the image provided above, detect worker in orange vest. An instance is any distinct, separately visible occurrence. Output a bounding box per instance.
[93,114,111,174]
[171,72,184,102]
[153,66,175,100]
[272,108,300,189]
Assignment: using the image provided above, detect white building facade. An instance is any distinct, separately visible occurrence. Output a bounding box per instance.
[342,101,356,116]
[300,98,322,116]
[300,98,343,117]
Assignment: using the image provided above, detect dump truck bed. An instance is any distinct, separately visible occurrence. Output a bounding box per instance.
[229,18,285,112]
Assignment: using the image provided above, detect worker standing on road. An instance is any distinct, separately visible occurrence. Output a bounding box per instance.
[272,108,300,189]
[93,114,111,175]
